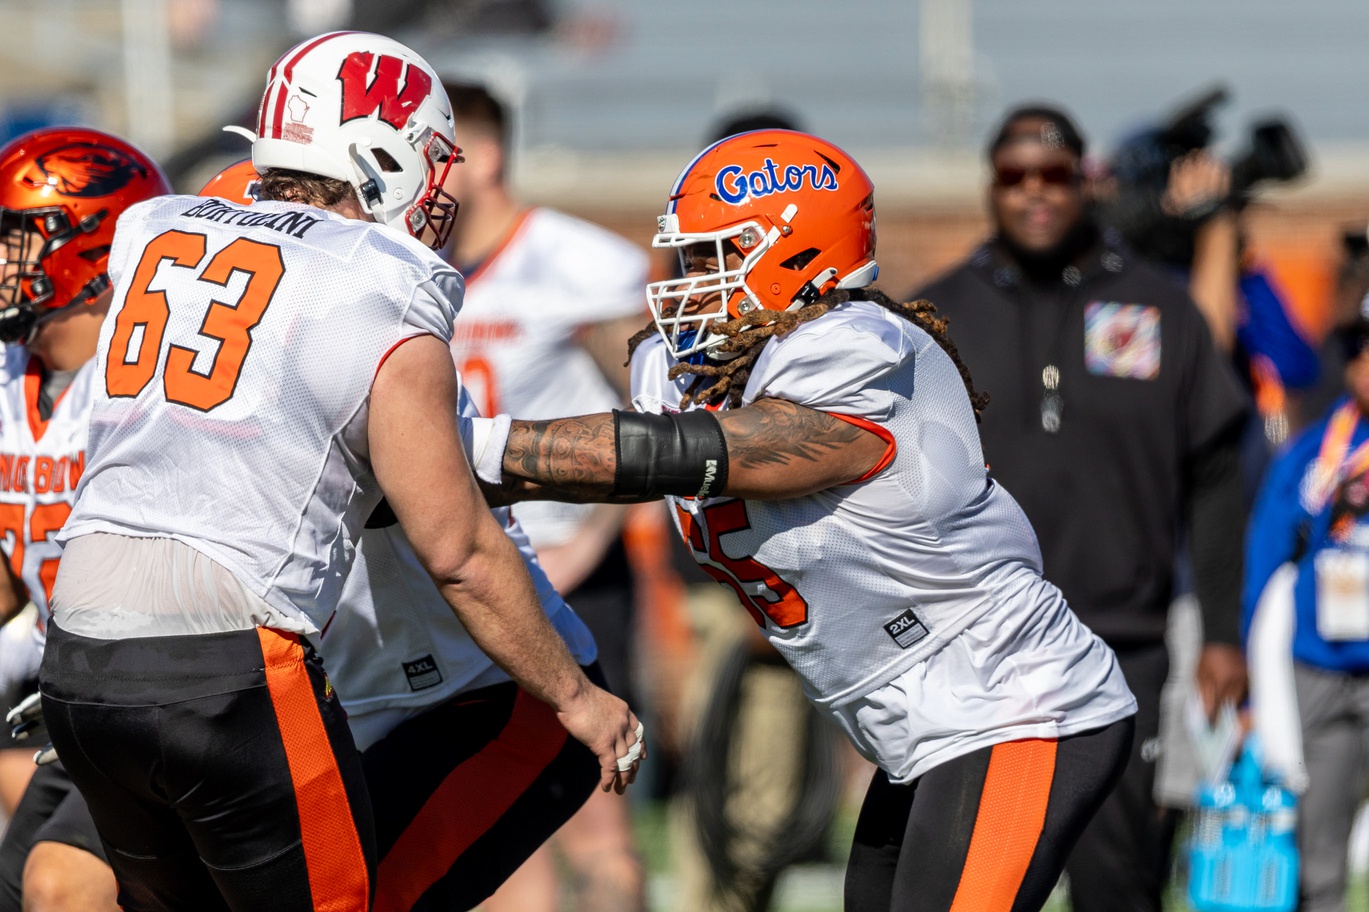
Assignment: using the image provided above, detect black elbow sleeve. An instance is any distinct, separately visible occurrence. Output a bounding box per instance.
[612,409,729,500]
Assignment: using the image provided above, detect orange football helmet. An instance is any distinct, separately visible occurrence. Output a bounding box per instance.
[198,159,260,204]
[646,129,878,361]
[0,127,170,343]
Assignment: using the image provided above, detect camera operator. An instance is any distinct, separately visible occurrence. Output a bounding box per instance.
[1102,89,1317,458]
[1163,150,1240,351]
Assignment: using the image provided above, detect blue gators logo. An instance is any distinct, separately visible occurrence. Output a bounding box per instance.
[715,158,839,205]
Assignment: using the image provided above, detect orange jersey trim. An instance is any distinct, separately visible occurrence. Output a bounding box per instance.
[460,208,535,287]
[826,412,896,484]
[258,628,370,912]
[948,738,1057,912]
[373,688,567,912]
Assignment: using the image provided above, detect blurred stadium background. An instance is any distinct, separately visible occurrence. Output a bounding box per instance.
[4,0,1368,326]
[3,1,1369,909]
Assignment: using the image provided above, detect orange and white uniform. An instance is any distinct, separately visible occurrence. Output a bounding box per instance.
[0,346,96,693]
[55,194,461,635]
[630,299,1136,783]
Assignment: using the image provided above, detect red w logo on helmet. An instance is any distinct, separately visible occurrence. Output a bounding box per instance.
[336,52,432,131]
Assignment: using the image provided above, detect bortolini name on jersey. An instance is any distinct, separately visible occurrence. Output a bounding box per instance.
[0,451,83,495]
[181,198,322,240]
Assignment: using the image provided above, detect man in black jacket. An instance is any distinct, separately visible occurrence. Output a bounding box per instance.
[913,104,1250,912]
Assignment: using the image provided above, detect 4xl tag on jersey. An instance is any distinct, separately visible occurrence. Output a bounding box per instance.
[403,655,443,691]
[883,608,929,649]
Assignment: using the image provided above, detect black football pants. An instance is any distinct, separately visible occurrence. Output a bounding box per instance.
[845,717,1133,912]
[39,622,375,912]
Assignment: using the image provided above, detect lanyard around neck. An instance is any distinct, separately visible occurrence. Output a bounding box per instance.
[1309,400,1369,512]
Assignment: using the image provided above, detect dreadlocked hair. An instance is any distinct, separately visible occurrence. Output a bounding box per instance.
[626,286,991,418]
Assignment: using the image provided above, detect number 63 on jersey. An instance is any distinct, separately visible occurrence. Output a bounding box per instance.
[105,229,284,411]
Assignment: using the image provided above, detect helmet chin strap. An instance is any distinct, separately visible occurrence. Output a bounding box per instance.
[348,140,387,220]
[837,261,879,289]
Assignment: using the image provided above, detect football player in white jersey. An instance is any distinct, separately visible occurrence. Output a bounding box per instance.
[193,159,625,911]
[0,154,625,912]
[478,130,1139,912]
[37,33,640,912]
[438,81,649,912]
[0,126,172,912]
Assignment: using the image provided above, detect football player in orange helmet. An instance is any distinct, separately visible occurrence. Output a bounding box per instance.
[475,129,1139,912]
[645,129,878,366]
[195,158,260,206]
[0,126,169,912]
[0,128,171,345]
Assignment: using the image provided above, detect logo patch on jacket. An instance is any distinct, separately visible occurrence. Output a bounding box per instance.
[403,654,443,691]
[883,608,929,649]
[1085,302,1161,380]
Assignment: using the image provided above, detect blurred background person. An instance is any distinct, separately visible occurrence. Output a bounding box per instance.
[1244,299,1369,912]
[1299,225,1369,427]
[912,103,1250,912]
[439,80,649,912]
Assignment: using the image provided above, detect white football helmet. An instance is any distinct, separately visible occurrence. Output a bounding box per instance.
[252,31,459,249]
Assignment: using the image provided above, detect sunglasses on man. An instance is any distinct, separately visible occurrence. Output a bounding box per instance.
[993,163,1078,188]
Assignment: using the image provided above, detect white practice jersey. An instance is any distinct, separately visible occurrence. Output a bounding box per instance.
[0,347,95,629]
[0,347,97,690]
[60,195,461,632]
[631,300,1135,780]
[324,386,597,749]
[449,207,647,547]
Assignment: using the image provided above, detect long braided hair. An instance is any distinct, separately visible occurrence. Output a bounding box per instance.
[628,286,990,417]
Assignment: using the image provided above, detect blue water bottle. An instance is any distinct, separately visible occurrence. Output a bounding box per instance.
[1187,740,1298,912]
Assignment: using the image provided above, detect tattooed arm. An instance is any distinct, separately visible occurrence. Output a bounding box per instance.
[716,398,889,498]
[490,398,888,504]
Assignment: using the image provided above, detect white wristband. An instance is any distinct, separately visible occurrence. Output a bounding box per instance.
[462,413,511,485]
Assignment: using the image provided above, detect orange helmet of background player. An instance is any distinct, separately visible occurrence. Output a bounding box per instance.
[198,159,260,204]
[0,126,171,343]
[645,129,878,361]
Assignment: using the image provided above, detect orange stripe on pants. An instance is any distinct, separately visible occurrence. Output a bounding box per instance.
[948,738,1058,912]
[258,628,370,912]
[373,689,568,912]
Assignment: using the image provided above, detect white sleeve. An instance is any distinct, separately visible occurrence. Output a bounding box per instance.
[746,304,910,421]
[404,268,464,342]
[628,335,678,414]
[576,242,649,324]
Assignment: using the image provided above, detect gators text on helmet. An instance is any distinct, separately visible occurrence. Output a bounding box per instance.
[646,129,878,362]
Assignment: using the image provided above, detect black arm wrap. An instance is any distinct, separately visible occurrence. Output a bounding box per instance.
[612,409,729,499]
